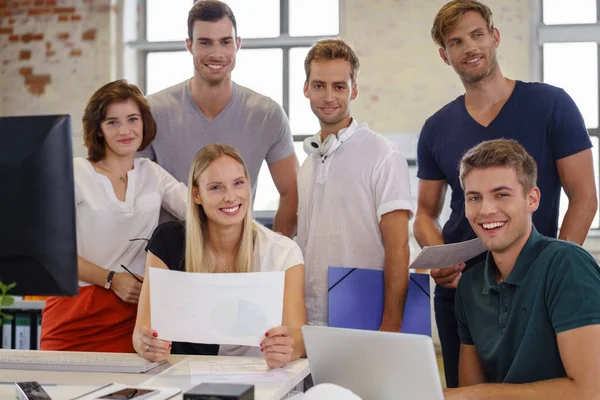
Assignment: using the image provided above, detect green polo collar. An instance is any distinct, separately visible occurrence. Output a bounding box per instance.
[482,227,544,294]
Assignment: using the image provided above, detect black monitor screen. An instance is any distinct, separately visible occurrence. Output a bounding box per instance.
[0,115,78,296]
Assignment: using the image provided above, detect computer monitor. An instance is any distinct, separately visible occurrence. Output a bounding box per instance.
[0,115,78,296]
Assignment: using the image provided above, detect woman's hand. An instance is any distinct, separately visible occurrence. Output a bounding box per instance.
[111,272,143,303]
[134,326,172,362]
[261,325,294,369]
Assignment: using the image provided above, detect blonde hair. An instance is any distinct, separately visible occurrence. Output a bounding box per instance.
[431,0,494,48]
[304,38,360,83]
[459,139,538,194]
[185,144,257,273]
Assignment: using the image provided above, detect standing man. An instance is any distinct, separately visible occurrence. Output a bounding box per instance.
[414,0,597,388]
[139,0,298,237]
[297,38,413,331]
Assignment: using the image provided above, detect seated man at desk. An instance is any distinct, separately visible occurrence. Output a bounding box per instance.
[444,139,600,399]
[132,144,306,369]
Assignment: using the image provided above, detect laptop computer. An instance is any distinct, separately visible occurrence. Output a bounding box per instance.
[302,326,444,400]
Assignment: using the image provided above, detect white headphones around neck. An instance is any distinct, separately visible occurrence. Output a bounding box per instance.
[303,121,357,158]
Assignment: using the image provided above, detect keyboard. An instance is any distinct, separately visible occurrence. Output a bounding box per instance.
[0,350,165,373]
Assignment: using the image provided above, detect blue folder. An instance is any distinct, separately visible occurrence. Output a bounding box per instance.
[328,266,431,335]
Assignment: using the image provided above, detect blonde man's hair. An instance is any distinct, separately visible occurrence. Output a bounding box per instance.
[431,0,494,48]
[304,38,360,83]
[185,144,257,274]
[459,139,538,194]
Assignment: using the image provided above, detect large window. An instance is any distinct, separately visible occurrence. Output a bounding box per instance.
[538,0,600,229]
[126,0,339,212]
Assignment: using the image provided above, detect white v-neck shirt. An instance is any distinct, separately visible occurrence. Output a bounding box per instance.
[74,157,187,286]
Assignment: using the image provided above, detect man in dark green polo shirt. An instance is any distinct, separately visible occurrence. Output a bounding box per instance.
[444,139,600,399]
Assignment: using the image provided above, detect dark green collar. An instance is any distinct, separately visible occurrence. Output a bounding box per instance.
[482,227,543,294]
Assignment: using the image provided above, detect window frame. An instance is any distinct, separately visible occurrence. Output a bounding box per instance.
[123,0,340,214]
[126,0,339,136]
[533,0,600,231]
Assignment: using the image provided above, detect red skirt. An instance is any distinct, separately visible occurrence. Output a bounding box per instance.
[40,285,137,352]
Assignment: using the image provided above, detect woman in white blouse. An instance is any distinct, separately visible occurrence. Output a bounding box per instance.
[40,80,187,352]
[132,144,307,368]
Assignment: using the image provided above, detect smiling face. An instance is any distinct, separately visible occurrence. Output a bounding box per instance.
[463,166,540,254]
[186,17,241,86]
[439,10,500,84]
[304,59,358,132]
[100,98,144,158]
[192,155,250,229]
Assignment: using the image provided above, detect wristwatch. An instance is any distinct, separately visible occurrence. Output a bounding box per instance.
[104,271,115,290]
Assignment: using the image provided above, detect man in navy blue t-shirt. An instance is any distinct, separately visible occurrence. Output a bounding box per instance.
[414,0,597,388]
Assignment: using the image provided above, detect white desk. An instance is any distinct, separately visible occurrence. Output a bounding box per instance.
[0,352,310,400]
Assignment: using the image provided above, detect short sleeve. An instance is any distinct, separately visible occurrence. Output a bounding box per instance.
[455,281,474,345]
[416,120,445,180]
[264,100,295,164]
[280,240,304,271]
[548,89,593,160]
[545,245,600,334]
[146,221,186,271]
[372,151,414,221]
[256,226,304,272]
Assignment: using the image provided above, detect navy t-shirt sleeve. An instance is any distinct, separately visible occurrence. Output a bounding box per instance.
[548,89,592,160]
[146,221,186,271]
[417,119,446,180]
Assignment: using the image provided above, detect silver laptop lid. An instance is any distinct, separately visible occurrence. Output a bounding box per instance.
[302,326,444,400]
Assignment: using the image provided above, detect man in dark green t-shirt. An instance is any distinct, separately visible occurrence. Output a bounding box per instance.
[444,139,600,399]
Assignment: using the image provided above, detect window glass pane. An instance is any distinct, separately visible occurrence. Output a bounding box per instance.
[559,136,599,229]
[147,0,192,42]
[147,49,282,104]
[543,0,596,25]
[289,47,320,135]
[223,0,280,38]
[254,142,307,211]
[543,42,599,129]
[233,48,283,106]
[146,51,192,95]
[289,0,339,36]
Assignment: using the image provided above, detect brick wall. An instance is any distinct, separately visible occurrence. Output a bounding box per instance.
[0,0,116,156]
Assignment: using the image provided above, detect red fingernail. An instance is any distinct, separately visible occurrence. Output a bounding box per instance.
[169,344,172,348]
[265,332,269,337]
[153,332,158,337]
[260,348,264,352]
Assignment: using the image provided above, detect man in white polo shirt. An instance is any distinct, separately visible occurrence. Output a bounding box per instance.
[297,38,414,331]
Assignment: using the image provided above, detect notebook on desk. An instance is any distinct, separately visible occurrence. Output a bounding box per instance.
[0,350,165,373]
[328,267,431,335]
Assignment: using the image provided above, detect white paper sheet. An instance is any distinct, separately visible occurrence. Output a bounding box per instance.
[149,268,285,347]
[409,238,487,270]
[190,358,289,384]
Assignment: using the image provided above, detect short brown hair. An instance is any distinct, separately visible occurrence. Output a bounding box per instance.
[459,139,538,194]
[304,38,360,83]
[188,0,237,41]
[82,79,156,162]
[431,0,494,48]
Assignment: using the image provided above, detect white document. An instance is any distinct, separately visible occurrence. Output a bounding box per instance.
[190,358,289,384]
[150,268,285,347]
[409,238,487,270]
